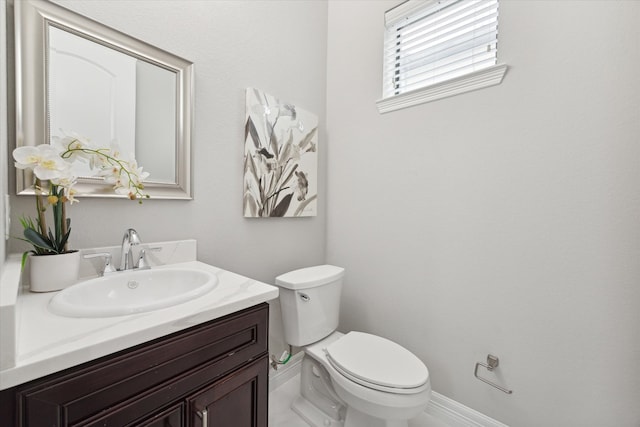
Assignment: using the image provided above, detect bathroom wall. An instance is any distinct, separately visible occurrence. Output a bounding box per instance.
[326,1,640,426]
[5,0,328,354]
[0,0,7,266]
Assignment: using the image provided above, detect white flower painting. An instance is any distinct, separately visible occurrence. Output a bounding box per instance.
[244,88,318,217]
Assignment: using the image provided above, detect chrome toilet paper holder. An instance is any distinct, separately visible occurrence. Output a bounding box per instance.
[474,354,513,394]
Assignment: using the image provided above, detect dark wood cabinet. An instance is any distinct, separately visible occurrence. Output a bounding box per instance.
[188,357,268,427]
[0,303,269,427]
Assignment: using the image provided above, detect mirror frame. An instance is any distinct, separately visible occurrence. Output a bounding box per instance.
[14,0,194,199]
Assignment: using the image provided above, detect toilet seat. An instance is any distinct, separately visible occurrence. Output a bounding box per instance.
[324,331,429,395]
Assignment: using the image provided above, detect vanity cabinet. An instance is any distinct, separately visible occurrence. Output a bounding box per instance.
[0,303,269,427]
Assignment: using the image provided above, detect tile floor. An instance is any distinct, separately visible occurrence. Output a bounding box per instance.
[268,374,310,427]
[268,373,452,427]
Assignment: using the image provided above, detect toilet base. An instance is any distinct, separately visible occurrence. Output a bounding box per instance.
[293,355,346,427]
[293,396,428,427]
[292,395,344,427]
[294,351,430,427]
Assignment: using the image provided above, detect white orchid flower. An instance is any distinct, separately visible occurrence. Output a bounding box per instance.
[97,166,121,185]
[64,187,79,204]
[52,133,94,163]
[13,144,57,169]
[109,143,123,159]
[50,172,78,202]
[131,166,150,184]
[123,159,149,184]
[13,144,72,181]
[89,149,113,169]
[34,154,71,181]
[13,132,149,256]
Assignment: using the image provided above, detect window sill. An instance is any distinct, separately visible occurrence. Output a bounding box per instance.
[376,64,508,114]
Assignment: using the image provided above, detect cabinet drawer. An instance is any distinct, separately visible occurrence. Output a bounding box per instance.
[134,403,184,427]
[16,303,268,427]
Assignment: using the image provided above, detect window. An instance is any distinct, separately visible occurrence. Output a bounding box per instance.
[377,0,507,113]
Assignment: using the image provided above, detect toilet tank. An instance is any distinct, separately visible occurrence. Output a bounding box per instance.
[275,265,345,347]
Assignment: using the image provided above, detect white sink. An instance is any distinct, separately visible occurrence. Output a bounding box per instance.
[48,268,218,318]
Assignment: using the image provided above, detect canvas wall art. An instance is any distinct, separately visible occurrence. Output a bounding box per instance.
[244,88,318,217]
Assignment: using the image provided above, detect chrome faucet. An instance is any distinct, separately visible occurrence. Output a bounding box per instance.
[119,228,141,271]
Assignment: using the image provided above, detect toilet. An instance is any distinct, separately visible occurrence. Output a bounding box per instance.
[275,265,431,427]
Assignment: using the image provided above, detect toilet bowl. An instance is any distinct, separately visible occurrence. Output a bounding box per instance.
[304,331,431,427]
[275,265,432,427]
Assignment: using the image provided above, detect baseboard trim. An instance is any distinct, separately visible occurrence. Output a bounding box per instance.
[269,351,304,392]
[426,392,509,427]
[269,353,508,427]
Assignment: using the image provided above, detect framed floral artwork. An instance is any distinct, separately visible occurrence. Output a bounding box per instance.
[243,88,318,217]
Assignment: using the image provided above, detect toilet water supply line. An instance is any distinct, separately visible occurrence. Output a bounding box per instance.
[270,345,293,370]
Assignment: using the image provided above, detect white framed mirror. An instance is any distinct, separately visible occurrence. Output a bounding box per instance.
[14,0,194,199]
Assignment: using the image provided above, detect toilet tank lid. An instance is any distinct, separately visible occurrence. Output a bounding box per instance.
[275,265,345,290]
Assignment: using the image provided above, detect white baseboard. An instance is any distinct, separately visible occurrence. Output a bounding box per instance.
[269,353,508,427]
[426,392,509,427]
[269,351,304,392]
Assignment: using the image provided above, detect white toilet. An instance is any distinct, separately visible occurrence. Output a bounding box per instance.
[275,265,431,427]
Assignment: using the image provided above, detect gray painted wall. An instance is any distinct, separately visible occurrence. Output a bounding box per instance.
[1,0,7,265]
[6,0,328,356]
[325,1,640,426]
[8,0,328,281]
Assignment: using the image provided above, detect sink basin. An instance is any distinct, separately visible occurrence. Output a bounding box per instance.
[49,268,218,318]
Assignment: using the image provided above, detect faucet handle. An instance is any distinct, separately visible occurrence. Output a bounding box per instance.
[136,247,161,270]
[84,252,116,276]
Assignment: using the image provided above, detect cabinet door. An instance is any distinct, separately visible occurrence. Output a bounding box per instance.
[188,357,268,427]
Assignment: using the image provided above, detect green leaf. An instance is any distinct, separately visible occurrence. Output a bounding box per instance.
[53,206,62,240]
[20,251,30,269]
[20,215,37,232]
[23,228,56,253]
[48,229,56,247]
[58,227,72,252]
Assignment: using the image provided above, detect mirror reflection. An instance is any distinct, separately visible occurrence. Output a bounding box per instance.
[48,25,177,184]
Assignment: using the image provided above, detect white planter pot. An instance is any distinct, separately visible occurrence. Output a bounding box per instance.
[29,251,81,293]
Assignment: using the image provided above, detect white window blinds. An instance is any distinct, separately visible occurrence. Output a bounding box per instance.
[382,0,500,99]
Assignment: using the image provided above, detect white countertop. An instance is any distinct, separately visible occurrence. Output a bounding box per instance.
[0,246,279,390]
